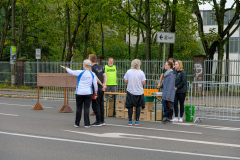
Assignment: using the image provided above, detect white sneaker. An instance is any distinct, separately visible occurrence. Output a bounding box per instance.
[74,124,79,128]
[179,117,183,122]
[172,118,178,122]
[84,126,91,128]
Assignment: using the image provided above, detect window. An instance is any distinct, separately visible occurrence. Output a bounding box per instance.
[229,37,239,53]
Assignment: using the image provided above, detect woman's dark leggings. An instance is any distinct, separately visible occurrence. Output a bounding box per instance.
[174,93,186,117]
[128,107,140,121]
[166,101,173,119]
[75,94,92,126]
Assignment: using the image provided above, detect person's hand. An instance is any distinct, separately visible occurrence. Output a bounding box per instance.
[60,65,68,70]
[175,87,177,91]
[166,98,169,100]
[157,84,160,88]
[92,93,98,99]
[102,85,107,91]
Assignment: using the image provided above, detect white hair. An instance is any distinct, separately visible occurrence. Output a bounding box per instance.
[131,59,141,70]
[83,59,92,71]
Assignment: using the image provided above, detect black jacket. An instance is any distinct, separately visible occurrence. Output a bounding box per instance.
[175,70,187,93]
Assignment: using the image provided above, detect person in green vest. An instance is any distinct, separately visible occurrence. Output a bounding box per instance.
[104,57,117,92]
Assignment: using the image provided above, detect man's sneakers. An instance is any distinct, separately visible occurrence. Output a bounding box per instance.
[101,121,106,126]
[135,121,139,126]
[91,121,102,126]
[74,124,79,128]
[84,126,91,128]
[128,121,132,126]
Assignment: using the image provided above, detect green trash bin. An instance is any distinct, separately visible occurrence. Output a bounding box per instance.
[185,105,195,122]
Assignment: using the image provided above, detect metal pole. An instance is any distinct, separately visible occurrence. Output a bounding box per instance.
[163,43,165,68]
[11,0,16,86]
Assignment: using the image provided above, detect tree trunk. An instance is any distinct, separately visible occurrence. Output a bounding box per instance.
[65,4,72,62]
[101,22,104,57]
[145,0,151,60]
[134,0,142,59]
[169,0,178,58]
[62,31,67,61]
[128,0,131,55]
[0,0,11,61]
[17,5,26,59]
[83,18,91,60]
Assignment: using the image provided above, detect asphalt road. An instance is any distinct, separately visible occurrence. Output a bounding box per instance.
[0,97,240,160]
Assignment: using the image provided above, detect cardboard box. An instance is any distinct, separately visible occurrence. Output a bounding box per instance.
[124,107,136,112]
[139,111,151,121]
[151,110,162,121]
[145,102,154,111]
[104,108,114,117]
[116,110,125,118]
[105,99,114,109]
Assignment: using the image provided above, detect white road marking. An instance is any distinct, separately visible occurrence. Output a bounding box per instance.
[63,130,240,148]
[0,113,19,116]
[175,123,240,131]
[0,131,239,160]
[106,124,202,134]
[0,103,53,109]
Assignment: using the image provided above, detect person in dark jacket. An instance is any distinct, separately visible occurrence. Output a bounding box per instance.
[172,60,187,122]
[162,61,176,123]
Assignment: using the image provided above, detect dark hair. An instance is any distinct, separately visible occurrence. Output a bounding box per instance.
[167,61,173,69]
[89,54,97,63]
[168,57,175,63]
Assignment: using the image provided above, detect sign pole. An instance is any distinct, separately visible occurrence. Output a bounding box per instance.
[163,43,166,69]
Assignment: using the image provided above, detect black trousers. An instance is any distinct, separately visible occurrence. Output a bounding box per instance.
[128,107,140,121]
[92,91,104,122]
[174,93,186,118]
[166,101,173,119]
[75,94,92,126]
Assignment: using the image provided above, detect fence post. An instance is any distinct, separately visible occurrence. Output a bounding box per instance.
[193,55,206,93]
[16,58,26,86]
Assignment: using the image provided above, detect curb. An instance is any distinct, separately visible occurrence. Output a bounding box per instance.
[0,94,41,99]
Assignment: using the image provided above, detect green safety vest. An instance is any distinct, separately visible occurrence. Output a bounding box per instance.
[105,65,117,85]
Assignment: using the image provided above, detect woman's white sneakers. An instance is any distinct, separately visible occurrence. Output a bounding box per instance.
[171,117,183,122]
[178,117,183,122]
[172,118,178,122]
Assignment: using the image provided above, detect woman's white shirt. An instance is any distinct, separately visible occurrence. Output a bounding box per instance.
[124,69,146,95]
[66,69,98,95]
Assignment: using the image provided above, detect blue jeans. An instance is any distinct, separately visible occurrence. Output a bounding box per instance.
[162,99,174,116]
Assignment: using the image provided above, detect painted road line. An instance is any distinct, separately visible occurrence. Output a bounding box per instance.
[0,131,239,160]
[0,113,19,116]
[175,123,240,131]
[0,103,53,109]
[63,130,240,148]
[106,124,202,134]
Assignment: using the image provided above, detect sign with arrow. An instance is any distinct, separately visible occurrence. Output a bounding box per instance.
[157,32,175,43]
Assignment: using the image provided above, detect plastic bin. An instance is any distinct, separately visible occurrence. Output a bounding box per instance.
[185,105,195,122]
[144,96,154,102]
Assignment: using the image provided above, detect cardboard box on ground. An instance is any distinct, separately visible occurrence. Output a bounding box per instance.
[114,101,162,121]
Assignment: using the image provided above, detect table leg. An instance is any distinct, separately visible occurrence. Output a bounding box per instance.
[113,95,116,116]
[155,97,157,121]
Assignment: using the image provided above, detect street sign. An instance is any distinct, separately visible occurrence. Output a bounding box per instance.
[36,49,41,59]
[157,32,175,43]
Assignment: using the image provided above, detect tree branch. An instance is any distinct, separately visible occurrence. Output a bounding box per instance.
[125,11,147,28]
[224,1,236,12]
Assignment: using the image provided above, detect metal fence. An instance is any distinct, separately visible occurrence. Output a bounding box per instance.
[0,62,11,83]
[204,59,240,83]
[191,81,240,122]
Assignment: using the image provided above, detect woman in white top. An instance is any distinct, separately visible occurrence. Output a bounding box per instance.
[124,59,146,126]
[61,59,98,128]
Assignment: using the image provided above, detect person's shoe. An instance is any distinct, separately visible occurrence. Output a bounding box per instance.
[135,121,139,126]
[179,117,183,122]
[101,121,106,126]
[90,112,95,116]
[128,121,132,126]
[74,124,79,128]
[84,126,91,128]
[91,121,102,126]
[172,118,178,122]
